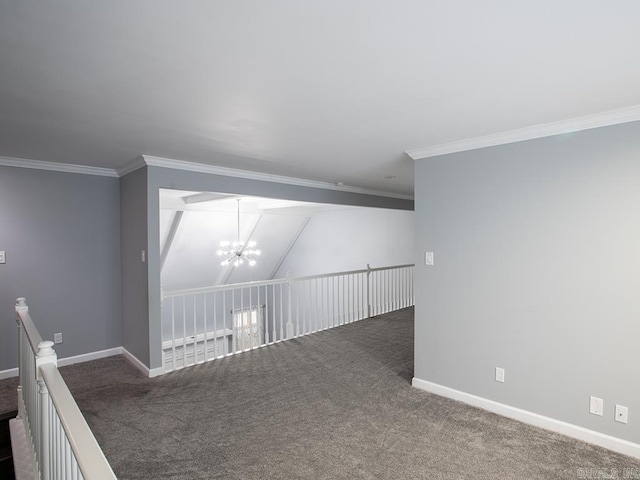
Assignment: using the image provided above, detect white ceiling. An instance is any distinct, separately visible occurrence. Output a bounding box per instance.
[2,2,640,196]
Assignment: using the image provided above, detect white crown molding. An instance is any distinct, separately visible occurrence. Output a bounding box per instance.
[0,155,118,177]
[130,154,414,200]
[406,104,640,160]
[115,155,147,177]
[412,377,640,459]
[1,152,413,200]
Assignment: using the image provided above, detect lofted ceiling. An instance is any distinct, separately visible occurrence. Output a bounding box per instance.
[2,2,640,196]
[159,190,358,290]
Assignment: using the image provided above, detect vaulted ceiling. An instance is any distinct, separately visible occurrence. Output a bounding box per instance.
[160,190,357,290]
[2,2,640,196]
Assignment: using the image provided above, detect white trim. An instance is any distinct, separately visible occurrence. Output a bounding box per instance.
[406,104,640,160]
[135,154,414,200]
[121,347,165,378]
[0,152,413,200]
[115,155,146,176]
[9,418,37,480]
[120,347,149,376]
[57,347,122,367]
[148,366,166,378]
[0,347,122,379]
[412,377,640,459]
[0,155,118,177]
[0,367,18,380]
[2,346,165,379]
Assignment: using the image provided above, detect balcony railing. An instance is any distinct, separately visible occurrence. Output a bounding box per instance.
[161,264,414,372]
[14,297,117,480]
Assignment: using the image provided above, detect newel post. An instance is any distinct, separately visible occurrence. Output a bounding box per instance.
[285,272,294,339]
[36,340,57,480]
[15,297,28,419]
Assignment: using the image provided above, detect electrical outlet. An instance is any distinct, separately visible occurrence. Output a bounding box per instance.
[615,405,628,424]
[495,367,505,383]
[0,251,5,264]
[590,396,604,416]
[54,332,63,344]
[141,250,146,263]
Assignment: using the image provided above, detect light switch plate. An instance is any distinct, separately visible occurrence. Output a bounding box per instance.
[0,251,5,264]
[590,396,604,416]
[425,252,434,266]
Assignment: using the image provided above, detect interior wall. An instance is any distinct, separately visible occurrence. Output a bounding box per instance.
[413,120,640,444]
[120,167,150,367]
[0,166,122,372]
[274,207,414,277]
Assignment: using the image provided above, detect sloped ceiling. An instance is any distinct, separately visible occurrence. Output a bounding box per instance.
[2,2,640,196]
[160,190,345,291]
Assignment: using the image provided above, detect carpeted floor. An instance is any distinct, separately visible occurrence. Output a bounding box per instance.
[2,307,639,479]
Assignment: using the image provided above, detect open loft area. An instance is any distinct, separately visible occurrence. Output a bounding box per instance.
[159,189,414,290]
[2,2,640,478]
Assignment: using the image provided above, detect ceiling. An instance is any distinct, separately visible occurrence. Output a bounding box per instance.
[2,2,640,196]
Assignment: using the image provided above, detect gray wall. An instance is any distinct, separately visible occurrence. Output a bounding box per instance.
[0,166,122,371]
[120,167,150,366]
[414,121,640,443]
[147,165,413,369]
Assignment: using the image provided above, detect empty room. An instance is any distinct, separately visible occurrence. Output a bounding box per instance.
[1,2,640,479]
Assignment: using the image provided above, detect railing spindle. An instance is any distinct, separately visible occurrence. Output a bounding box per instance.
[160,264,414,372]
[203,294,208,362]
[182,298,187,368]
[213,292,218,358]
[171,299,176,371]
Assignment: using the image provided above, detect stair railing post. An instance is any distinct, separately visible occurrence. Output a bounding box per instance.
[36,340,57,480]
[15,297,28,420]
[366,264,372,319]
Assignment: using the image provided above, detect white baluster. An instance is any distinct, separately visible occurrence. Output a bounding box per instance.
[36,340,57,480]
[285,273,293,338]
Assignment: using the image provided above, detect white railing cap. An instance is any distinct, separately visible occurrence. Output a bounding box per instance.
[16,297,28,311]
[164,263,415,298]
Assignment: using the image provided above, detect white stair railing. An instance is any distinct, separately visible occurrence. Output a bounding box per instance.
[161,263,414,373]
[15,297,117,480]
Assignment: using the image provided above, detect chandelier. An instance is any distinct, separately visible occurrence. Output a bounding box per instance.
[217,199,261,267]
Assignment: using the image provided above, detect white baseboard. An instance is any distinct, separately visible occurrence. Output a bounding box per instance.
[57,347,122,367]
[0,367,18,380]
[0,347,122,380]
[148,366,165,378]
[412,377,640,459]
[121,347,165,378]
[1,346,166,380]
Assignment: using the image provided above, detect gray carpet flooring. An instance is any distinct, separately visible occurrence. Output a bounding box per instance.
[2,307,640,479]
